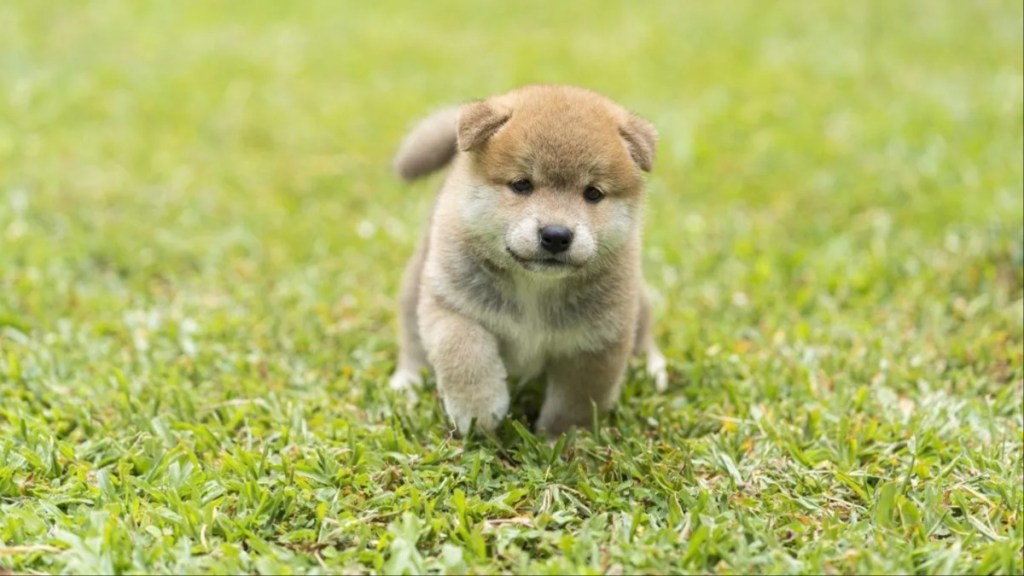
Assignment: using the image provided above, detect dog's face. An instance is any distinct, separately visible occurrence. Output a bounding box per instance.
[453,86,656,278]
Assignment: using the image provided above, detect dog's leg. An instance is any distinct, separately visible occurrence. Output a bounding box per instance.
[420,303,509,435]
[389,245,430,392]
[634,288,668,392]
[536,338,632,437]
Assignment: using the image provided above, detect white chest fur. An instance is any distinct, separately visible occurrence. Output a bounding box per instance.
[487,277,605,379]
[427,256,628,380]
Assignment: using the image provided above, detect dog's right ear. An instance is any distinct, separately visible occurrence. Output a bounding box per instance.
[457,101,511,151]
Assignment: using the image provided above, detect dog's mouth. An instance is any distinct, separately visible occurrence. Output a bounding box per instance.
[505,247,580,271]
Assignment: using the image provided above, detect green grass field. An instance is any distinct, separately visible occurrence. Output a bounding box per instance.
[1,1,1022,574]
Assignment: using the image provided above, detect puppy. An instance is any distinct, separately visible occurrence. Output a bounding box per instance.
[388,85,667,436]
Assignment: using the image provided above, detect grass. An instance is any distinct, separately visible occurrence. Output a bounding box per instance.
[1,0,1022,573]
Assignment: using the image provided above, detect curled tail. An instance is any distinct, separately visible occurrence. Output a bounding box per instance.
[392,105,462,182]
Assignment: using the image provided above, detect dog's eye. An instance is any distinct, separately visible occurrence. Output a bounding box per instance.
[583,186,605,203]
[509,179,534,194]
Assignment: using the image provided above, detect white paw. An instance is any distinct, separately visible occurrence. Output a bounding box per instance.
[442,388,509,435]
[647,349,669,392]
[389,369,423,394]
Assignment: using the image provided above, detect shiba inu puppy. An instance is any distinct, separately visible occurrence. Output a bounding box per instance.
[388,85,667,436]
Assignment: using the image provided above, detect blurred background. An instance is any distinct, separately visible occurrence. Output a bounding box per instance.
[1,0,1021,386]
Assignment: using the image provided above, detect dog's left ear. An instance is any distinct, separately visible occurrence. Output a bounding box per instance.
[619,114,657,172]
[457,101,512,151]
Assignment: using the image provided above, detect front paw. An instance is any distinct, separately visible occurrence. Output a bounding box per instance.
[441,386,510,435]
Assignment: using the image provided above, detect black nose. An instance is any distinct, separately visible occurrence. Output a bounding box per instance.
[539,225,574,254]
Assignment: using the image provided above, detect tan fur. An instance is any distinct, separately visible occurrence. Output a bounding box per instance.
[389,85,667,437]
[393,106,461,181]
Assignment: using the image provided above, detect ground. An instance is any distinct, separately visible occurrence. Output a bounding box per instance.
[0,1,1022,574]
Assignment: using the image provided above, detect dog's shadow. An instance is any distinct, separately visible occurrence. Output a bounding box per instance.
[508,376,545,430]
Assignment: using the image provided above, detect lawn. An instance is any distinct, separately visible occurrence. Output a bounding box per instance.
[1,0,1022,574]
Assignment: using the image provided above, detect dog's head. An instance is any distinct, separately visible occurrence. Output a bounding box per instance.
[452,85,656,278]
